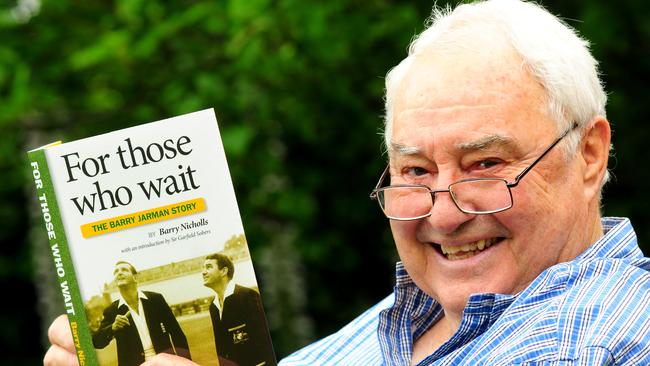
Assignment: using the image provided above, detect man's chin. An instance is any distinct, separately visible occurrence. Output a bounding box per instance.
[116,280,134,288]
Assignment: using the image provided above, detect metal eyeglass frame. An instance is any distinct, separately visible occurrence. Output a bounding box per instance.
[369,123,579,220]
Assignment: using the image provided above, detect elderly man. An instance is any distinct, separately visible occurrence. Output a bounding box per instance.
[44,0,649,365]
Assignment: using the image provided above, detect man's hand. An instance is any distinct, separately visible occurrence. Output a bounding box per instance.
[43,315,79,366]
[42,315,201,366]
[111,313,131,331]
[140,353,200,365]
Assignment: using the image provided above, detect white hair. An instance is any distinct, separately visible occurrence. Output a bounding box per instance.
[383,0,610,183]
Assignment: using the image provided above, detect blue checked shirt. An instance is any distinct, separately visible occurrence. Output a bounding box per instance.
[280,217,650,365]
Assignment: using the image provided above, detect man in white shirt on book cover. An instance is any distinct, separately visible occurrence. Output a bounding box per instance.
[92,261,191,366]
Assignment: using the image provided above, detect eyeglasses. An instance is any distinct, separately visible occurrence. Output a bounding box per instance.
[370,123,578,221]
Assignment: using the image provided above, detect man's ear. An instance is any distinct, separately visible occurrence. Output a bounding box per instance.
[220,266,229,277]
[580,116,611,200]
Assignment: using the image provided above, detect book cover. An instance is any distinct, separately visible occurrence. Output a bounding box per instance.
[28,109,277,366]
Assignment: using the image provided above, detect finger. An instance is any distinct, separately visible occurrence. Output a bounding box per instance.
[48,315,75,352]
[117,314,130,323]
[43,344,79,366]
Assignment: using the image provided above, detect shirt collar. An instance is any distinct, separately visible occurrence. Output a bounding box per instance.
[117,290,148,308]
[383,263,517,363]
[576,217,641,261]
[212,280,236,308]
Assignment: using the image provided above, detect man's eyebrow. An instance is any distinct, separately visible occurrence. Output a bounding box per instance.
[389,135,517,155]
[455,134,517,151]
[389,142,422,156]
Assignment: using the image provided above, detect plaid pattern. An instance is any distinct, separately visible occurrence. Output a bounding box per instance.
[280,217,650,365]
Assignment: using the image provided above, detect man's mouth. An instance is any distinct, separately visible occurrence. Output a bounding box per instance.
[438,237,502,260]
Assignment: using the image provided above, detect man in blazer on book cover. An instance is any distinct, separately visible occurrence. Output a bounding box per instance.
[92,261,191,366]
[202,253,276,366]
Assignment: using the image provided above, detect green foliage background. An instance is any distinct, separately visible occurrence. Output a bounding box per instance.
[1,0,648,364]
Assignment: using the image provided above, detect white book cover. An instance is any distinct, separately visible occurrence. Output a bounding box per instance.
[28,109,276,366]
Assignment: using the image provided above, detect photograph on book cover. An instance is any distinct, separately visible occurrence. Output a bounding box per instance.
[38,110,275,365]
[88,237,263,366]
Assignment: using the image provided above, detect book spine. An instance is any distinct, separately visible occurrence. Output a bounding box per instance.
[28,149,98,366]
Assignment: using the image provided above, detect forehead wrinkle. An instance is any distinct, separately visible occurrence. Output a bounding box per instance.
[396,104,498,118]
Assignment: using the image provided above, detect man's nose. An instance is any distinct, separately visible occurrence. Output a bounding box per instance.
[425,186,475,235]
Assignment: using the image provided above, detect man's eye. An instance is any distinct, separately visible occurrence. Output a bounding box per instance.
[406,167,428,176]
[475,160,500,170]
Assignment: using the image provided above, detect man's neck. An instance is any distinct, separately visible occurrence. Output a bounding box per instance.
[411,314,455,365]
[119,285,140,312]
[557,210,604,265]
[587,214,604,248]
[208,280,229,302]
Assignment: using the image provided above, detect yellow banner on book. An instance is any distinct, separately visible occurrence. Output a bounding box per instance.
[80,198,206,238]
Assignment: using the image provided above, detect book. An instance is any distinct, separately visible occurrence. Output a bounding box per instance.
[28,109,277,366]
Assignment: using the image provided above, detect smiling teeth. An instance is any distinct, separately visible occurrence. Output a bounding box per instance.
[440,238,497,257]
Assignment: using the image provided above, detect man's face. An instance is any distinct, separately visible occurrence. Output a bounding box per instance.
[113,263,136,287]
[388,38,591,314]
[202,259,226,287]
